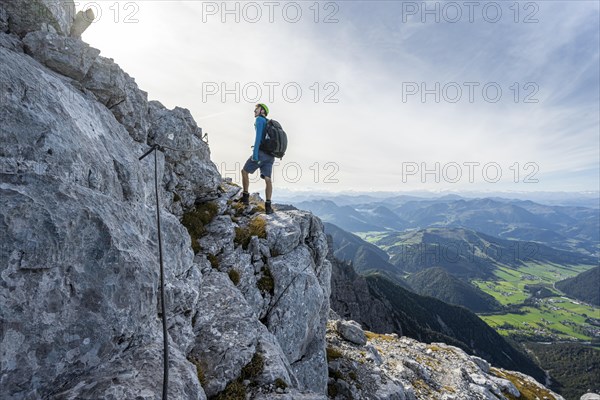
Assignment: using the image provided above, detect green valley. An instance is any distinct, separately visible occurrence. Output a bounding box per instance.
[357,230,599,343]
[307,195,599,399]
[473,262,599,342]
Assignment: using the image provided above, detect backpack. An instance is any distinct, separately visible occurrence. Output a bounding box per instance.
[260,119,288,159]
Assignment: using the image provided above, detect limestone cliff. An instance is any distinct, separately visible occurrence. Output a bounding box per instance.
[1,2,330,399]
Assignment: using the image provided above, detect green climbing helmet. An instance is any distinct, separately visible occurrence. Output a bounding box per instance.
[256,103,269,116]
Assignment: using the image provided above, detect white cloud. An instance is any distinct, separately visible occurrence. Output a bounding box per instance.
[81,0,599,193]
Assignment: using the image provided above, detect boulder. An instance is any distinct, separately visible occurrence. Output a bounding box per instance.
[23,31,100,81]
[335,319,367,345]
[267,244,329,393]
[266,213,303,255]
[83,56,129,108]
[581,394,600,400]
[365,344,384,365]
[254,326,295,388]
[70,8,94,38]
[470,355,491,373]
[218,244,266,319]
[489,376,520,398]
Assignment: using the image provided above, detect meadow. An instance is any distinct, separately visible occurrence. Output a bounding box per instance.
[473,262,599,341]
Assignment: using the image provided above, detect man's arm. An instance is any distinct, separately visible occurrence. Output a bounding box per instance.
[252,117,266,161]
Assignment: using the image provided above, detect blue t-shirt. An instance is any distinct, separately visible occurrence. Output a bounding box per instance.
[253,116,267,160]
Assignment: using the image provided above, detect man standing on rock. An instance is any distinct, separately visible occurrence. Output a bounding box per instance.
[239,103,274,214]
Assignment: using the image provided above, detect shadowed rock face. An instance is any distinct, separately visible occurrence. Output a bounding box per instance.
[0,4,331,398]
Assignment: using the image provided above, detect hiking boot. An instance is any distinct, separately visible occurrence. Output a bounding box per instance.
[265,201,274,215]
[235,192,249,205]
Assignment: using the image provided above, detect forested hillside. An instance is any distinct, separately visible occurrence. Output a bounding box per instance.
[526,343,600,400]
[556,267,600,306]
[405,267,503,313]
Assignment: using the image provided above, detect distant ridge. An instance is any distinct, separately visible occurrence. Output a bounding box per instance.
[324,222,406,284]
[379,227,597,279]
[405,267,503,313]
[296,196,599,257]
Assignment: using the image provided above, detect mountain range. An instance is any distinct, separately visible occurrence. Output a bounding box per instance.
[323,217,597,314]
[379,227,597,279]
[298,197,599,257]
[315,196,598,400]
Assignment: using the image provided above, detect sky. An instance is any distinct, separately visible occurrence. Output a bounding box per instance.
[81,0,600,195]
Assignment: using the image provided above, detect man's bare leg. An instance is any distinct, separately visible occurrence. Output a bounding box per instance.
[242,169,249,193]
[265,177,272,201]
[237,169,250,205]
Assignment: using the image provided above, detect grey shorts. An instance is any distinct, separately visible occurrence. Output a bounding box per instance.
[243,150,275,179]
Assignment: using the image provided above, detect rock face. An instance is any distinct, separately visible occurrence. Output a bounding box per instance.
[1,39,200,399]
[329,244,404,335]
[84,55,151,144]
[0,5,330,398]
[326,319,566,400]
[147,100,221,212]
[1,0,77,37]
[1,5,9,33]
[23,30,100,80]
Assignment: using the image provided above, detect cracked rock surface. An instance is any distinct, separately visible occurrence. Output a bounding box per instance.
[0,5,329,397]
[325,318,565,400]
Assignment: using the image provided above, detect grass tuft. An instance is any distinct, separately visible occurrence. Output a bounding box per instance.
[491,367,559,400]
[274,378,287,390]
[214,352,264,400]
[207,253,219,269]
[228,269,240,286]
[241,352,264,381]
[187,357,207,387]
[181,202,219,253]
[327,383,339,398]
[234,217,267,250]
[365,331,395,342]
[214,380,246,400]
[326,346,343,362]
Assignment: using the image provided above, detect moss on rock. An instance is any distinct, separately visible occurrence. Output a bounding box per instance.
[181,202,218,253]
[234,216,266,250]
